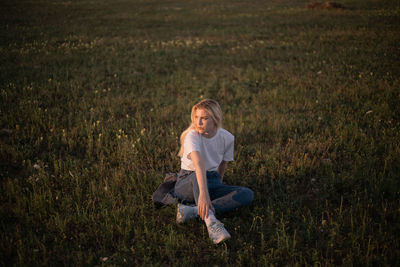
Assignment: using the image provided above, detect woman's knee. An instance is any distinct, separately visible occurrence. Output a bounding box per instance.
[243,187,254,205]
[234,187,254,206]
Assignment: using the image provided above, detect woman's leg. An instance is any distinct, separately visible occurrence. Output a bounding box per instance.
[173,170,199,205]
[174,170,242,244]
[207,172,254,213]
[174,171,200,223]
[174,170,253,212]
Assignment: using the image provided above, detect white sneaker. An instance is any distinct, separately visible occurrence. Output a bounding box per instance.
[176,204,198,224]
[207,220,231,244]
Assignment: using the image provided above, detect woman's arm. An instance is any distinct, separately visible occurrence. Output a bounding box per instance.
[190,151,214,220]
[217,160,228,181]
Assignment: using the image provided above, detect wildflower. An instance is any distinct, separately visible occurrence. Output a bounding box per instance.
[322,158,332,164]
[33,164,41,170]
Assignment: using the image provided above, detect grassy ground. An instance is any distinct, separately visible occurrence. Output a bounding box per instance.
[1,0,399,265]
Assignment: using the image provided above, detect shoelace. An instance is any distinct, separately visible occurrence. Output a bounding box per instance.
[211,222,225,233]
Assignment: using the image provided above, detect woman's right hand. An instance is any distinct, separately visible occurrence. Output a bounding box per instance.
[198,192,214,220]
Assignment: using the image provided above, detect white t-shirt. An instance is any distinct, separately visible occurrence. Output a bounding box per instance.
[181,128,234,172]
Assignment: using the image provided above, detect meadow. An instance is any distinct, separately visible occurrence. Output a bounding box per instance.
[1,0,399,265]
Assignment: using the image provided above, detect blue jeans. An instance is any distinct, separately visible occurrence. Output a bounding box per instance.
[174,170,254,213]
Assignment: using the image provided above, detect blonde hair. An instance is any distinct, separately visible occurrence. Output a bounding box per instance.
[178,99,223,157]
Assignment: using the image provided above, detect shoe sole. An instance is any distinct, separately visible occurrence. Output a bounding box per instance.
[213,233,231,244]
[176,207,184,224]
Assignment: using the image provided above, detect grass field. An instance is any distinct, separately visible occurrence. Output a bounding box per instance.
[1,0,399,265]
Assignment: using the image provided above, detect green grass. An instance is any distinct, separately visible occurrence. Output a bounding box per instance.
[1,0,399,265]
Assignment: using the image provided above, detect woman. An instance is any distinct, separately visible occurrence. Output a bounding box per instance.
[174,99,254,244]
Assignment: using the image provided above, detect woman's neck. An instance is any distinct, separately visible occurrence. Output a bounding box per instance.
[201,127,218,138]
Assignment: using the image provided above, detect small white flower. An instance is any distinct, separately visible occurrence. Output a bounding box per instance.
[33,164,41,170]
[323,158,332,164]
[101,257,108,262]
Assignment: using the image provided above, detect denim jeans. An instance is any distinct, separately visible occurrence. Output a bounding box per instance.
[174,170,254,213]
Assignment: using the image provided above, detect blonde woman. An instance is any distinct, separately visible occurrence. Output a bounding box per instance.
[174,99,254,244]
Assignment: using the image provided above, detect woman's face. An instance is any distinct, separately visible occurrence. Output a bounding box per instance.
[194,108,217,138]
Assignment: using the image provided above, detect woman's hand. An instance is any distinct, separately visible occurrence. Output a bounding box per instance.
[198,192,214,220]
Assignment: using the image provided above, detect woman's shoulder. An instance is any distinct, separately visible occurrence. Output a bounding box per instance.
[187,129,199,136]
[185,129,201,141]
[218,128,234,141]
